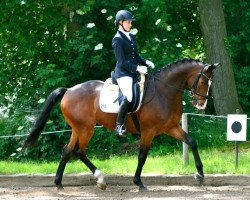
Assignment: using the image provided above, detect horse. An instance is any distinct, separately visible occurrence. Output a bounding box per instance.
[24,58,219,191]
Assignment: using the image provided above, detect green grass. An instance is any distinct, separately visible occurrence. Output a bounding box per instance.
[1,147,249,175]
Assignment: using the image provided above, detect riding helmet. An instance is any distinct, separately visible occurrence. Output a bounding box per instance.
[115,10,136,26]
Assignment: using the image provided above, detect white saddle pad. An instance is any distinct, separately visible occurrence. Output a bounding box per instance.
[99,74,145,113]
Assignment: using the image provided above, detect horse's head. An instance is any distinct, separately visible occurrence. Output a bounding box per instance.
[187,62,220,110]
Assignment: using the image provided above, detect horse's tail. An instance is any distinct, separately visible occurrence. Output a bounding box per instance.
[23,87,68,147]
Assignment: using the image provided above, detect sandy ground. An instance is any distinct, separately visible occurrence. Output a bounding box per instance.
[0,185,250,200]
[0,174,249,200]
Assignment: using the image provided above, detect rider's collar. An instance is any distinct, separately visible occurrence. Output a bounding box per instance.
[119,27,131,40]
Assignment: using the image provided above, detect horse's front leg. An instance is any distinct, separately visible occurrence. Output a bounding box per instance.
[133,134,153,191]
[168,126,204,185]
[133,147,150,191]
[184,132,204,184]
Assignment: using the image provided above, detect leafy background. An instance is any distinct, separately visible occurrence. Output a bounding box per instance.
[0,0,249,160]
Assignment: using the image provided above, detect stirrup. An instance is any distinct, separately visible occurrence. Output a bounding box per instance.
[115,124,126,137]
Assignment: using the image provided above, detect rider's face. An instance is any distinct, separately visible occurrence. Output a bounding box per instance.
[121,20,132,31]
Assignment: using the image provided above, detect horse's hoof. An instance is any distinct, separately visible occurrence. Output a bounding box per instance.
[56,184,64,191]
[194,172,204,185]
[139,186,148,192]
[97,182,107,190]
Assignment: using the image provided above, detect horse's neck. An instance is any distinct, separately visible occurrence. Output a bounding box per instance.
[157,65,192,91]
[153,63,199,104]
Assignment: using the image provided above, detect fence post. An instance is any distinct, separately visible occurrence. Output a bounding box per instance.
[182,113,189,165]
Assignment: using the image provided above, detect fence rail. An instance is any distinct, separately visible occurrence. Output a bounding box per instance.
[181,112,249,165]
[0,130,71,139]
[0,112,249,166]
[0,126,103,139]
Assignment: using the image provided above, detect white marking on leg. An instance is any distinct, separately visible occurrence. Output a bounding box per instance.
[94,169,106,184]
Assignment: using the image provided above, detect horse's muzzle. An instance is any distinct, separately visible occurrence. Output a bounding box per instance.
[192,98,208,110]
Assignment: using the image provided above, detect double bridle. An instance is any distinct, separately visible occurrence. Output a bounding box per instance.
[148,64,213,101]
[190,66,212,100]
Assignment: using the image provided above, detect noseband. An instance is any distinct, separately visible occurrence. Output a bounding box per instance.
[190,66,212,100]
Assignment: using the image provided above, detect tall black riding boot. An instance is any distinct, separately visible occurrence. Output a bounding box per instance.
[115,97,130,137]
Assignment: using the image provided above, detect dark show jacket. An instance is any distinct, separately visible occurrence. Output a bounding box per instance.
[112,30,147,79]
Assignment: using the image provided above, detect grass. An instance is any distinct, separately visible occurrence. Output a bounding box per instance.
[0,147,249,175]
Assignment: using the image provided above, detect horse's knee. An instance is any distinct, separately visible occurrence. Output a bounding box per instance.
[189,139,197,149]
[184,134,197,149]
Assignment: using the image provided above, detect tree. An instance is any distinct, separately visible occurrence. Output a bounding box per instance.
[223,0,250,114]
[198,0,243,115]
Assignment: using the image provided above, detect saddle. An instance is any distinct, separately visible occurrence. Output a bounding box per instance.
[99,73,146,113]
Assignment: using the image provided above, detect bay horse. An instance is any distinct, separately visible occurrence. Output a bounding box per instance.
[24,58,219,191]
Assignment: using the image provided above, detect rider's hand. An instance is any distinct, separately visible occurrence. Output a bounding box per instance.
[146,60,155,69]
[136,65,148,74]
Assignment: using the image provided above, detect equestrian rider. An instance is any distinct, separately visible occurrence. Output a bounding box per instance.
[112,10,155,137]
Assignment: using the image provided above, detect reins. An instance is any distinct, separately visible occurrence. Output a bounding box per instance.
[151,74,186,92]
[142,73,185,105]
[142,63,212,104]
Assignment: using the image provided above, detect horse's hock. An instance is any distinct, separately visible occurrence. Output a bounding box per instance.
[0,173,249,187]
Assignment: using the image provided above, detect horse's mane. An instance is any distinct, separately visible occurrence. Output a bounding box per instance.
[154,58,205,74]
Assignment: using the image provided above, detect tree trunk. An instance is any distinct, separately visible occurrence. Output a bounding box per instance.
[198,0,243,115]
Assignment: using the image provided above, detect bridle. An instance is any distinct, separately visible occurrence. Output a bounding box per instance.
[190,66,213,100]
[146,64,213,103]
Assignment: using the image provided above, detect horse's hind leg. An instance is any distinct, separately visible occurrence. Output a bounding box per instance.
[76,127,107,190]
[54,131,77,189]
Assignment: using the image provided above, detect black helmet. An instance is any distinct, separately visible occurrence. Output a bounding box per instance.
[115,10,136,26]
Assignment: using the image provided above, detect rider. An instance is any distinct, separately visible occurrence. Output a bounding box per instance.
[112,10,155,137]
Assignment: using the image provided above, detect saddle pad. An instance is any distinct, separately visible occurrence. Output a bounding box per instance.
[99,74,145,113]
[99,78,120,113]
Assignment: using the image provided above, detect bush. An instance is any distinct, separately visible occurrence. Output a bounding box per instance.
[1,111,249,161]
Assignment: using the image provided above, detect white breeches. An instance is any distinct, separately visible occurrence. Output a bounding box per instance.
[116,76,133,102]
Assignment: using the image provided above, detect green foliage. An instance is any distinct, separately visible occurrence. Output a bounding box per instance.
[234,67,250,114]
[223,0,250,114]
[0,0,203,113]
[0,0,249,161]
[224,0,250,67]
[0,112,28,159]
[188,116,227,147]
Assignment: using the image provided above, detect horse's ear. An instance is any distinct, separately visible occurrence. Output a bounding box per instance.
[204,63,220,72]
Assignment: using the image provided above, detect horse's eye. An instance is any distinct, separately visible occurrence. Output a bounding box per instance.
[201,82,208,85]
